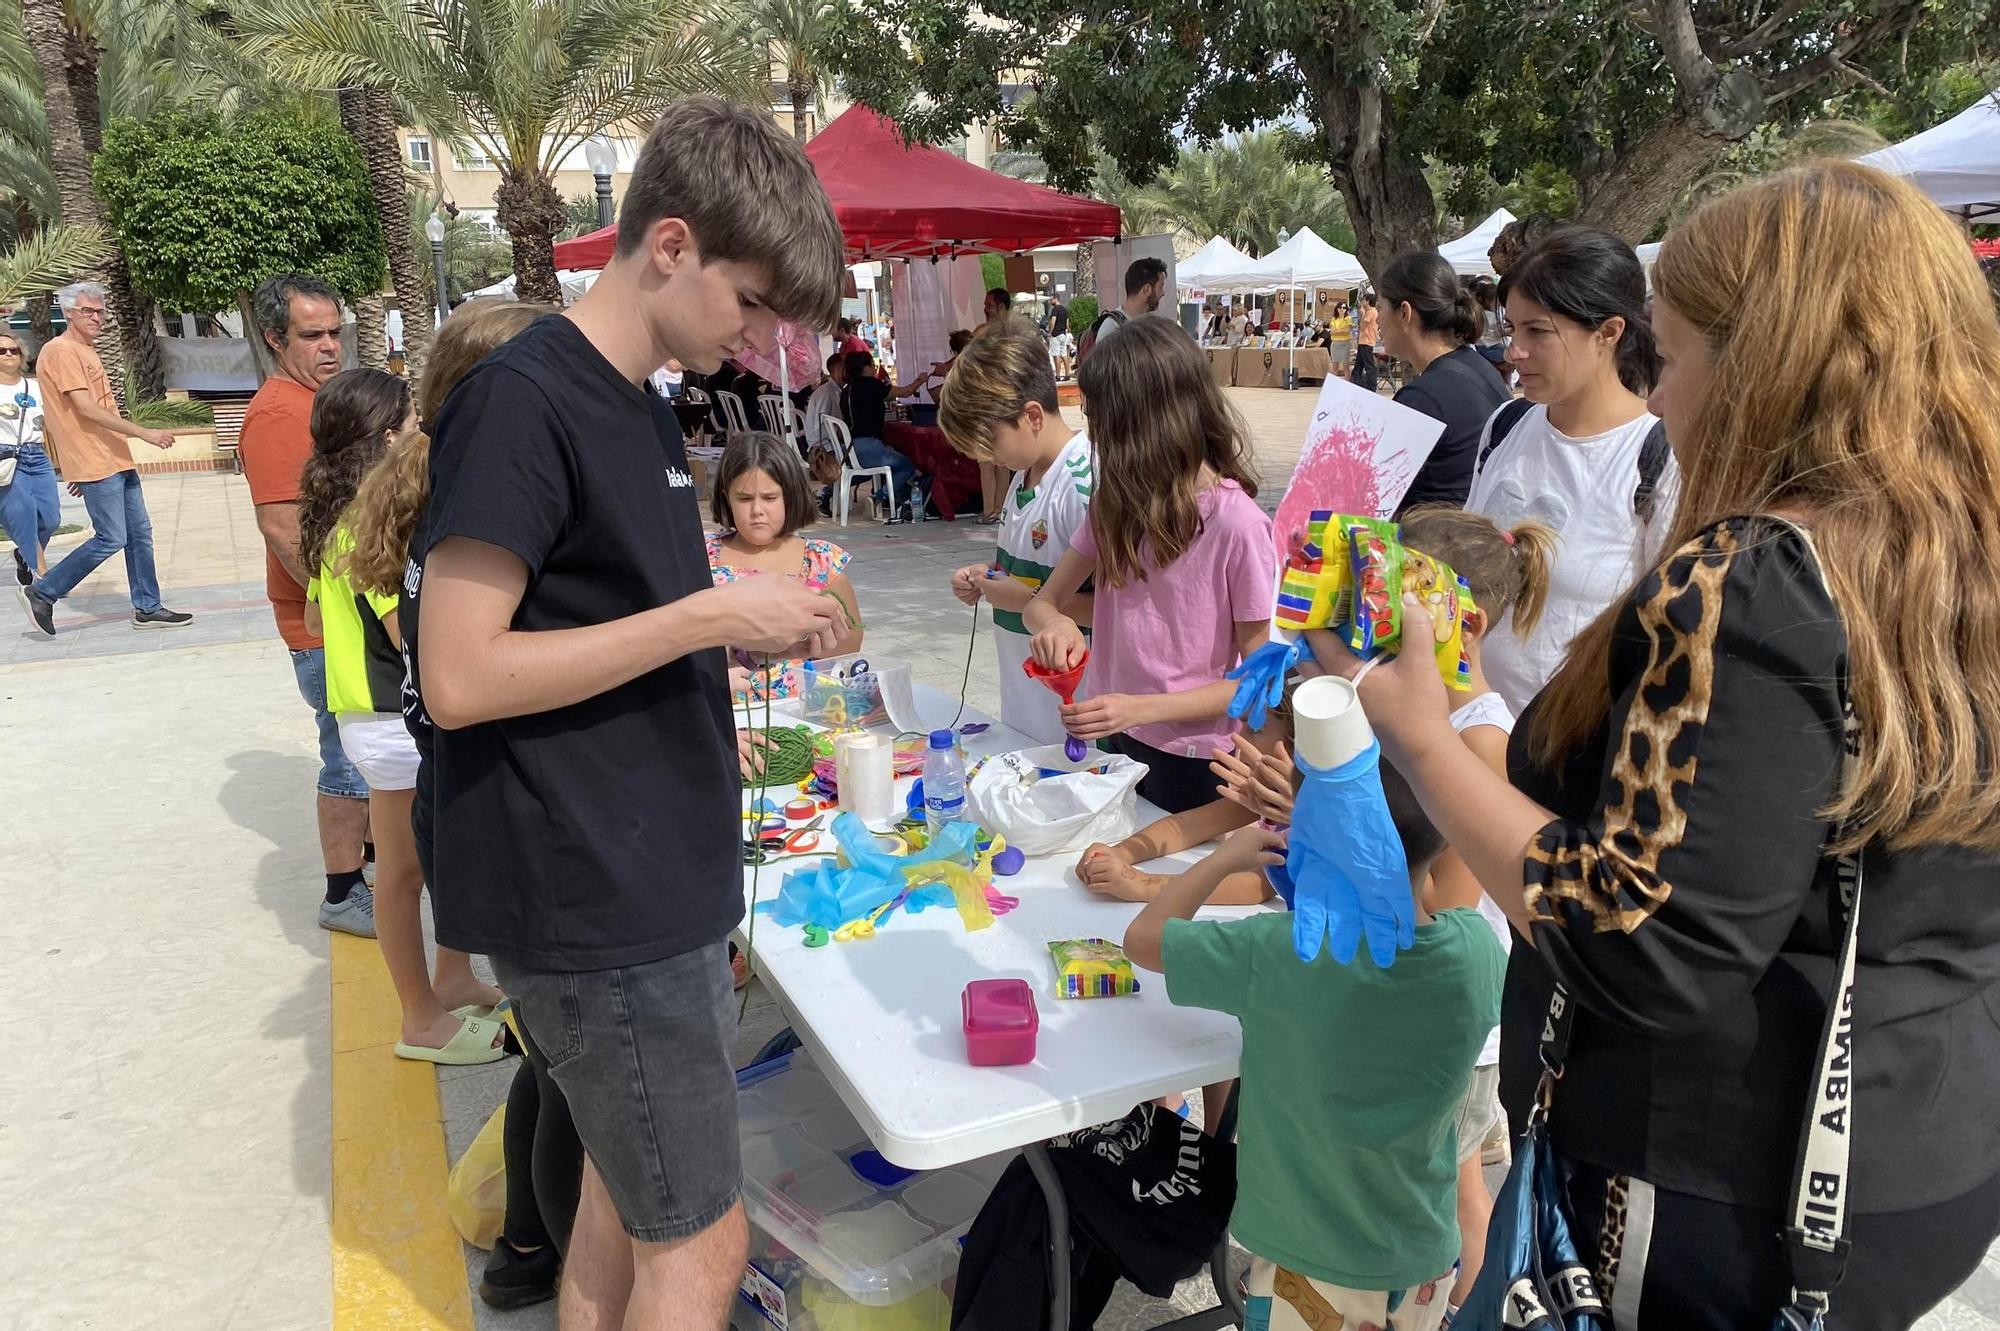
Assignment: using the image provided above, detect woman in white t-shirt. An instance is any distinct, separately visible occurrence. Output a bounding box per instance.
[0,334,59,582]
[1465,227,1678,712]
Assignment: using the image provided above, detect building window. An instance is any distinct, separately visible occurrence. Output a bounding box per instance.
[406,135,432,169]
[456,142,495,170]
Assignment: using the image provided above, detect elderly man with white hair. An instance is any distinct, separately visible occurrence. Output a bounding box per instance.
[16,281,190,635]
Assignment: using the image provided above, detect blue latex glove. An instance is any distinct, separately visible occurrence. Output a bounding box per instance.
[1225,637,1314,732]
[1283,740,1416,966]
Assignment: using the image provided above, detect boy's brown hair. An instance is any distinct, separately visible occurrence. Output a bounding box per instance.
[618,97,844,330]
[937,317,1061,462]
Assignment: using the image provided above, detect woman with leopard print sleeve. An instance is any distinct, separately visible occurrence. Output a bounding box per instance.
[1336,162,2000,1329]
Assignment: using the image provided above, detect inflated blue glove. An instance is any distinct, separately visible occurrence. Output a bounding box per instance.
[1282,740,1416,967]
[1225,637,1315,732]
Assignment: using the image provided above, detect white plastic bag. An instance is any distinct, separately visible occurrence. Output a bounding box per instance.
[967,745,1148,857]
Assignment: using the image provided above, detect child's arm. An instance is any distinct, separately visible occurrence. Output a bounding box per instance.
[1424,721,1514,917]
[951,563,1097,626]
[1064,618,1272,739]
[1079,800,1266,905]
[1023,548,1096,668]
[1125,825,1286,972]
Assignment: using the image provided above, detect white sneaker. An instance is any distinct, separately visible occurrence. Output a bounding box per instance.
[318,883,376,938]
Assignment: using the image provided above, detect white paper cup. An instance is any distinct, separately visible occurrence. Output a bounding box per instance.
[1290,675,1374,770]
[833,732,897,826]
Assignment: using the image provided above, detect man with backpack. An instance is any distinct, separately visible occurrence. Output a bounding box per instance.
[1077,257,1171,364]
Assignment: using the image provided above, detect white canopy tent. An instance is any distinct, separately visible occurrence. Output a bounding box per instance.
[1207,225,1368,291]
[1175,235,1257,290]
[1437,208,1518,277]
[1857,95,2000,222]
[466,269,597,303]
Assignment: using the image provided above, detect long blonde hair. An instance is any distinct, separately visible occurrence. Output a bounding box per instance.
[343,301,552,595]
[1530,160,2000,852]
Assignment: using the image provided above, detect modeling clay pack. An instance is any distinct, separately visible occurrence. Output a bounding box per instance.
[1273,510,1474,690]
[1047,938,1142,999]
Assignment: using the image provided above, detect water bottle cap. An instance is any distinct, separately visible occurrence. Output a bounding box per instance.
[928,729,955,750]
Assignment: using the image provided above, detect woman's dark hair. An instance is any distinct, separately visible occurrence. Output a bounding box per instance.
[298,368,411,574]
[1378,251,1482,345]
[948,329,973,354]
[1499,226,1661,395]
[710,429,816,537]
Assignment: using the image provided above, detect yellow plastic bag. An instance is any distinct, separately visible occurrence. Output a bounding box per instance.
[447,1103,508,1250]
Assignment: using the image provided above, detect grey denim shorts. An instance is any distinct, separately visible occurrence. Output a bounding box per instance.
[493,942,742,1243]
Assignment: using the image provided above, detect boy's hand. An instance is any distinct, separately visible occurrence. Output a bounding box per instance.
[1062,692,1149,740]
[1209,824,1287,874]
[1210,734,1298,824]
[950,563,990,607]
[1030,619,1087,670]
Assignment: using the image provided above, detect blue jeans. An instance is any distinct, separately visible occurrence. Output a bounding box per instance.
[851,435,917,503]
[288,647,370,800]
[33,469,161,612]
[0,445,61,566]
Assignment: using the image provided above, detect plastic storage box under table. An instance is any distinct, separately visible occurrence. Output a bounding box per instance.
[732,1049,1012,1331]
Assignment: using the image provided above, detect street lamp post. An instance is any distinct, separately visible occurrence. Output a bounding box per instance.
[426,212,448,328]
[585,135,616,229]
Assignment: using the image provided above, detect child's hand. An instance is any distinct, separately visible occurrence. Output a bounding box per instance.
[1062,693,1150,740]
[1210,824,1287,874]
[737,728,772,779]
[1210,734,1297,824]
[729,664,754,695]
[1031,619,1088,670]
[1077,841,1133,873]
[950,563,990,607]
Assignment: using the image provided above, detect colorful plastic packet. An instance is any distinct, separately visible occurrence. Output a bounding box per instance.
[1273,511,1396,633]
[1344,524,1474,690]
[1047,938,1142,999]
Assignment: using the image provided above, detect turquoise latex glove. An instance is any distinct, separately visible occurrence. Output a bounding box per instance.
[1285,740,1415,966]
[1225,637,1314,732]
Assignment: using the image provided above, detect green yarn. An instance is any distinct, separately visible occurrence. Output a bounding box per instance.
[751,725,817,785]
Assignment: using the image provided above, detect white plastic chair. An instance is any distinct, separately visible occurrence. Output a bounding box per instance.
[760,394,808,454]
[822,416,892,526]
[713,389,751,438]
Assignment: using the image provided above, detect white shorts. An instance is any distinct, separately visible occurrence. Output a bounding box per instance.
[337,713,419,791]
[1453,1064,1503,1163]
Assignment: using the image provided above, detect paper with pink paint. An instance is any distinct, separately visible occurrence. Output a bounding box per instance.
[1272,375,1445,558]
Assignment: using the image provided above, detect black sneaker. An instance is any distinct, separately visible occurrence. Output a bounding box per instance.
[479,1238,559,1311]
[133,607,194,629]
[11,549,28,587]
[17,586,53,637]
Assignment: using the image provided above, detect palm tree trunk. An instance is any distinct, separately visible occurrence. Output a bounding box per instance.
[23,0,106,387]
[362,88,431,377]
[496,165,567,306]
[335,90,388,369]
[789,67,813,142]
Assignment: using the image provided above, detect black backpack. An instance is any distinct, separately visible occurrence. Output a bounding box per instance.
[1475,398,1672,521]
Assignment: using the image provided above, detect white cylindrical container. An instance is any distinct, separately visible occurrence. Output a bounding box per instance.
[1290,675,1375,770]
[834,732,897,826]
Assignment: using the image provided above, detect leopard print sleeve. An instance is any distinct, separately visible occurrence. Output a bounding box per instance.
[1522,517,1848,1036]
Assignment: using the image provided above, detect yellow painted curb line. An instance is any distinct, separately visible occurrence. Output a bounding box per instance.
[330,931,475,1331]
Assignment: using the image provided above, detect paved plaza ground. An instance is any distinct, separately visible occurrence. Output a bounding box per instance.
[3,386,1995,1329]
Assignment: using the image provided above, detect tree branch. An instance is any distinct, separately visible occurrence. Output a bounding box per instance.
[1761,0,1925,104]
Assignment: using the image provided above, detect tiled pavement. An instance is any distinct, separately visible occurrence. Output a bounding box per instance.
[6,385,1996,1329]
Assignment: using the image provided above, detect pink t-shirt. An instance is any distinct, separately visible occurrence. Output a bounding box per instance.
[1073,479,1275,756]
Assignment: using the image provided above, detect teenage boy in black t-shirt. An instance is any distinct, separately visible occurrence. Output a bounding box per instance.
[409,96,845,1328]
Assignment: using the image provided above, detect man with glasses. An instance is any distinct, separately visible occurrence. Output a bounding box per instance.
[18,282,191,635]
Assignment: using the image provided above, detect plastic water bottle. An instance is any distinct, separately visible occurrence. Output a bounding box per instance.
[923,729,967,837]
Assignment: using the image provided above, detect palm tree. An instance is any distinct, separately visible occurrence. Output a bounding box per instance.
[737,0,834,142]
[1132,132,1354,255]
[0,220,108,304]
[235,0,770,305]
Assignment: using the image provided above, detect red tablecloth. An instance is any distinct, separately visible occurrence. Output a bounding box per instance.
[883,422,980,521]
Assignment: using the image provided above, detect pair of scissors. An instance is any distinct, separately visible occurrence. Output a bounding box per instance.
[758,815,826,857]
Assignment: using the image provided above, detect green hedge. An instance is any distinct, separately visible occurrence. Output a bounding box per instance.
[130,397,216,428]
[1069,295,1098,333]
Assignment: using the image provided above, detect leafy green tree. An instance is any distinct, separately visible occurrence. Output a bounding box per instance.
[93,108,386,379]
[1127,131,1354,255]
[234,0,769,305]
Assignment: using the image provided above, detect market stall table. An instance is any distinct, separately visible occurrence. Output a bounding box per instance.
[736,688,1256,1330]
[883,421,981,521]
[1203,346,1235,387]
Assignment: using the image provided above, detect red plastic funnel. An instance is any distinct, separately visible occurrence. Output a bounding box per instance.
[1022,653,1088,705]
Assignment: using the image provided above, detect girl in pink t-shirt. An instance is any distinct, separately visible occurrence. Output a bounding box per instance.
[1022,318,1275,812]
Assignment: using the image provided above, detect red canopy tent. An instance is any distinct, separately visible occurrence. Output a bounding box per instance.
[552,105,1122,269]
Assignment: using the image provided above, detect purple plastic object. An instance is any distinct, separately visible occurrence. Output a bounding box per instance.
[992,845,1026,876]
[962,978,1038,1066]
[1064,735,1089,762]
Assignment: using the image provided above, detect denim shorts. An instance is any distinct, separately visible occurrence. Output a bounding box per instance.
[288,648,369,800]
[492,943,742,1243]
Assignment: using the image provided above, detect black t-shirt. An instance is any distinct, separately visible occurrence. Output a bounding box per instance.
[843,374,890,439]
[1392,344,1510,512]
[405,314,742,971]
[1048,304,1069,337]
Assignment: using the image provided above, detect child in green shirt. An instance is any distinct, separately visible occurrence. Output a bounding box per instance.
[1124,759,1504,1331]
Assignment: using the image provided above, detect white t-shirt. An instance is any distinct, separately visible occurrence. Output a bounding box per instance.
[1464,403,1679,713]
[1449,690,1517,1067]
[803,380,842,450]
[993,431,1094,744]
[1,376,45,449]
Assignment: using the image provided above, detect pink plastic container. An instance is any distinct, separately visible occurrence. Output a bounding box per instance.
[962,979,1039,1066]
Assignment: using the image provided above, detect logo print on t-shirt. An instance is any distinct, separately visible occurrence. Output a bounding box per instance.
[1031,519,1049,550]
[664,466,694,488]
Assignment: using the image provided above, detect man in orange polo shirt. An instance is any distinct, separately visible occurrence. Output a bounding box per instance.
[18,281,192,634]
[238,273,374,937]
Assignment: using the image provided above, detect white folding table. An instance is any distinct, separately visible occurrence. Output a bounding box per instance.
[737,688,1259,1328]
